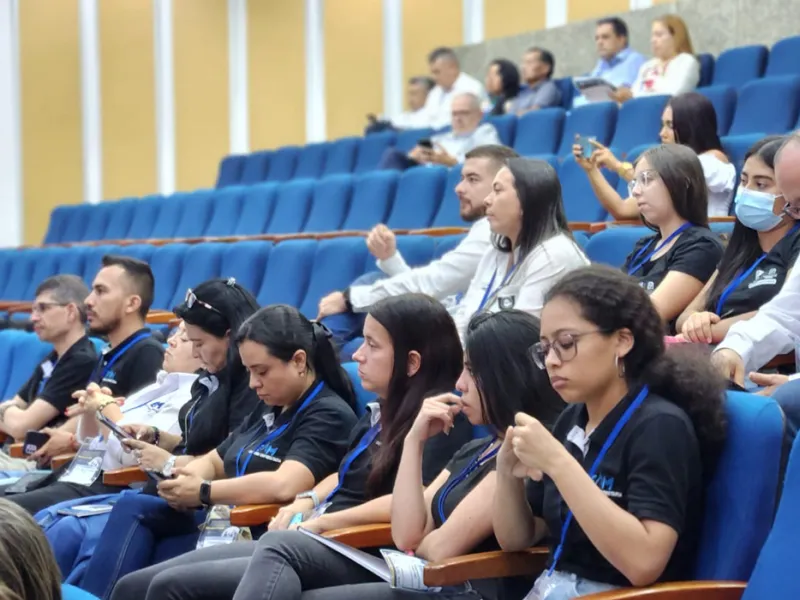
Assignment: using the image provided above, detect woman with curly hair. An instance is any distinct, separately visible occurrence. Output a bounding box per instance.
[493,265,727,599]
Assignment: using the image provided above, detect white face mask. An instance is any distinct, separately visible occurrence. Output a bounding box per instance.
[734,188,783,232]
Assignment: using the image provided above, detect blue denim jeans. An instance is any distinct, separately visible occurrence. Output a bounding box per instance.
[322,271,385,362]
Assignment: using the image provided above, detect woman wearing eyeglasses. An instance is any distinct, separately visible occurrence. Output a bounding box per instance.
[494,265,727,599]
[678,136,800,345]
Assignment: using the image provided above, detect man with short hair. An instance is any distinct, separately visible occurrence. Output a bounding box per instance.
[390,76,436,130]
[318,144,520,355]
[421,47,486,129]
[0,276,97,441]
[508,47,562,115]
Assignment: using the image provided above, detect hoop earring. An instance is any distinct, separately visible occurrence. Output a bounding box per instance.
[614,355,625,378]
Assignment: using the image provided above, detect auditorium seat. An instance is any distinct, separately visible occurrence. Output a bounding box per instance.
[323,137,359,176]
[43,205,72,244]
[79,203,114,242]
[727,76,800,136]
[61,204,94,244]
[513,108,565,156]
[557,102,618,157]
[26,248,62,297]
[390,235,436,269]
[203,188,246,238]
[219,241,272,296]
[699,85,737,136]
[173,190,215,238]
[765,35,800,78]
[584,226,649,267]
[300,238,369,317]
[239,151,272,185]
[257,239,317,308]
[149,244,189,311]
[294,143,329,180]
[430,166,466,229]
[148,193,191,240]
[57,246,89,280]
[354,131,396,173]
[487,114,517,147]
[81,245,120,288]
[433,234,466,258]
[126,195,163,240]
[394,128,434,153]
[609,95,669,154]
[1,250,36,301]
[216,155,246,188]
[165,243,224,308]
[712,45,768,87]
[553,77,575,109]
[341,362,376,416]
[572,230,589,248]
[116,243,155,265]
[102,198,137,241]
[2,332,51,400]
[340,171,398,231]
[266,146,300,182]
[265,180,314,234]
[303,175,354,233]
[697,52,715,87]
[233,183,278,236]
[386,167,446,230]
[0,331,23,399]
[559,156,614,223]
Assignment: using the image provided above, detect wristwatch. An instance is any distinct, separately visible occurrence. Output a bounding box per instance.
[161,455,177,477]
[295,490,320,508]
[199,480,214,506]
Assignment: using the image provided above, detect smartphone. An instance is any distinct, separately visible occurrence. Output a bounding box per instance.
[23,430,51,456]
[576,135,596,159]
[417,138,433,149]
[97,412,134,441]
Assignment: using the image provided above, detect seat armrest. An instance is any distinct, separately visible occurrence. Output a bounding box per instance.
[9,443,24,459]
[51,453,76,470]
[146,312,179,325]
[568,222,595,232]
[407,227,470,236]
[763,352,794,369]
[230,504,284,526]
[323,523,393,548]
[423,547,549,588]
[103,466,148,486]
[580,581,746,599]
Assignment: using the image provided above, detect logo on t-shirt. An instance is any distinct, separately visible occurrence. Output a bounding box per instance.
[592,473,622,499]
[748,267,778,289]
[102,371,117,385]
[253,444,281,463]
[638,281,656,293]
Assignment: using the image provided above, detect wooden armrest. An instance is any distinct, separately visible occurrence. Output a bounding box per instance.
[146,312,179,325]
[323,523,393,548]
[709,216,735,223]
[51,453,76,469]
[103,466,148,486]
[5,302,32,316]
[763,352,794,369]
[423,547,549,587]
[580,581,746,599]
[9,443,24,458]
[568,221,594,232]
[314,230,369,240]
[230,503,284,526]
[0,301,27,311]
[407,227,469,236]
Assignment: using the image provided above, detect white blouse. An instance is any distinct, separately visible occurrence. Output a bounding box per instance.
[699,152,737,217]
[632,53,700,98]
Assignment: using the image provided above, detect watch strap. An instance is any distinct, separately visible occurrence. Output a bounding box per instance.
[199,480,213,506]
[295,490,320,508]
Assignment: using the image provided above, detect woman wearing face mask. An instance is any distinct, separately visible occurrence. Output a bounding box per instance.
[574,92,736,218]
[677,136,799,344]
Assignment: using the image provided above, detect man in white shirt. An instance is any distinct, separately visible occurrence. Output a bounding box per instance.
[390,77,435,130]
[421,47,486,129]
[316,145,519,358]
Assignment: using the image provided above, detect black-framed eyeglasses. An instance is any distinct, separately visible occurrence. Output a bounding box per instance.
[530,330,606,370]
[185,289,222,315]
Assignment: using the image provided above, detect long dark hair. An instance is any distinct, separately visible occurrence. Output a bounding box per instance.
[465,311,564,431]
[366,294,463,496]
[235,305,356,410]
[493,158,571,258]
[637,144,709,230]
[488,59,521,115]
[545,265,727,476]
[705,136,789,313]
[174,278,260,384]
[668,93,724,155]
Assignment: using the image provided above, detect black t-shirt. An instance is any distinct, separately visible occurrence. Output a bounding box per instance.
[623,226,723,294]
[216,382,357,481]
[92,328,165,397]
[526,389,703,587]
[16,336,97,427]
[712,228,800,319]
[329,406,473,513]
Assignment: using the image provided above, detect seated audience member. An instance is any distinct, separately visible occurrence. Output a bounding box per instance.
[421,47,486,129]
[495,265,727,599]
[229,310,566,600]
[576,92,735,217]
[614,14,699,103]
[109,293,472,600]
[0,276,96,442]
[381,93,500,170]
[508,47,562,115]
[621,145,723,327]
[484,58,521,115]
[367,76,435,133]
[678,137,800,344]
[318,145,518,355]
[451,158,589,341]
[4,323,201,515]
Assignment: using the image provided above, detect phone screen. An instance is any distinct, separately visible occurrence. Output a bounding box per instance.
[97,413,134,441]
[577,136,596,159]
[23,430,51,456]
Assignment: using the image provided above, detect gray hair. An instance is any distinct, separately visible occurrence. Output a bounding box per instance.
[776,132,800,164]
[453,91,482,111]
[35,274,90,323]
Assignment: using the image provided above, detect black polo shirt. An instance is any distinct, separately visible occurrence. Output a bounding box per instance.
[329,405,473,512]
[216,382,357,481]
[92,328,165,397]
[711,227,800,319]
[526,388,703,586]
[16,335,97,427]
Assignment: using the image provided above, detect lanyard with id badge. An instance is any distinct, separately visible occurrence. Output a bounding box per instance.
[196,505,253,549]
[525,386,649,600]
[58,438,107,486]
[89,332,152,385]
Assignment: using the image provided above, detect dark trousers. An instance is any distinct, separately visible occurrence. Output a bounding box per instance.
[378,148,420,171]
[4,477,119,515]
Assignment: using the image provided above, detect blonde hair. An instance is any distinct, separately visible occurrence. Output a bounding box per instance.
[0,500,61,600]
[655,14,694,55]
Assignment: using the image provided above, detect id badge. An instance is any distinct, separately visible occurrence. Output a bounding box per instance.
[524,572,557,600]
[196,505,252,549]
[58,443,105,486]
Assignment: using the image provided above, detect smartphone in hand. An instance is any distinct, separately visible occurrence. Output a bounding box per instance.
[23,430,51,456]
[576,136,596,159]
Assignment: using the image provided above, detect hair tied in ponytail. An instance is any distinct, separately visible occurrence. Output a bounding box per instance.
[311,321,333,342]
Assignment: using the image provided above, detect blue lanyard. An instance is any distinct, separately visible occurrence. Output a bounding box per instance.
[548,385,649,576]
[234,381,324,477]
[323,421,382,504]
[89,332,152,384]
[437,436,499,523]
[715,223,800,316]
[626,224,691,276]
[36,358,58,395]
[478,261,519,312]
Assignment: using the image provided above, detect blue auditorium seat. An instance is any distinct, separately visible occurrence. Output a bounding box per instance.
[80,202,114,242]
[300,238,369,317]
[390,235,436,268]
[239,151,272,185]
[386,167,447,230]
[513,108,565,156]
[60,204,94,243]
[430,166,466,228]
[257,240,317,308]
[553,77,575,109]
[572,231,589,248]
[727,76,800,136]
[80,245,120,288]
[24,248,63,297]
[219,241,272,297]
[3,333,52,399]
[0,331,25,399]
[43,205,73,244]
[172,190,215,238]
[126,195,164,240]
[149,193,192,240]
[557,102,618,157]
[394,128,434,153]
[266,146,300,182]
[710,221,735,236]
[584,226,649,267]
[56,246,89,279]
[303,175,354,233]
[433,234,465,258]
[294,143,329,179]
[215,155,246,188]
[323,138,359,176]
[234,183,278,236]
[102,198,137,241]
[341,362,376,417]
[626,143,657,163]
[1,250,36,300]
[698,85,737,136]
[765,35,800,78]
[203,187,246,238]
[354,131,396,174]
[697,53,715,87]
[487,114,517,147]
[339,171,398,231]
[712,45,768,87]
[148,244,190,311]
[165,243,224,308]
[266,180,314,234]
[115,243,155,264]
[559,156,614,223]
[610,95,669,154]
